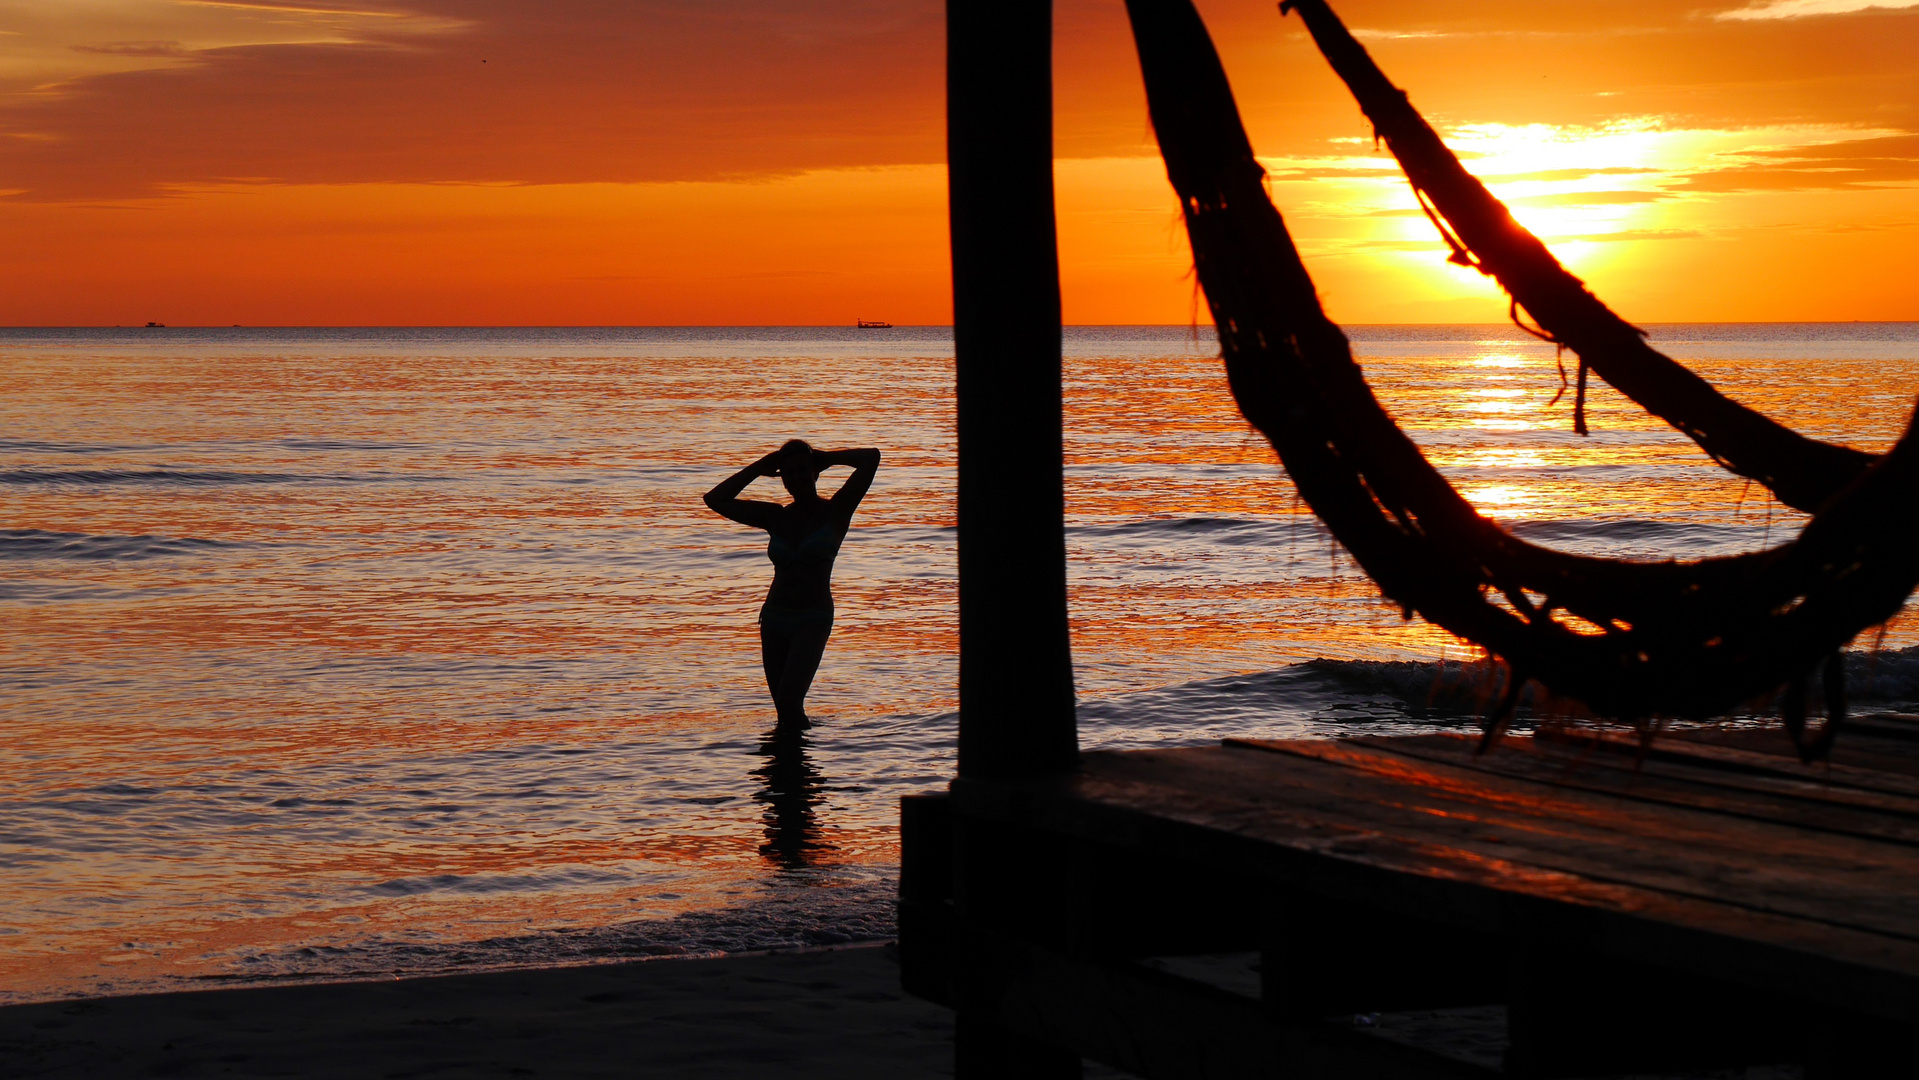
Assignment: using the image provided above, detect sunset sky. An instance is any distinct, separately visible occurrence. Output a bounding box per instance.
[1,0,1915,325]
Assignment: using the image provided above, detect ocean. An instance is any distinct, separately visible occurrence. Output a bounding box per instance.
[3,323,1917,1003]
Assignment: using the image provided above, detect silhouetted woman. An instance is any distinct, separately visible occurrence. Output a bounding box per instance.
[704,440,880,732]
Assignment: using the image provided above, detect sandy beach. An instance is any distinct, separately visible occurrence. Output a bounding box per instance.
[0,944,973,1079]
[1,939,1818,1079]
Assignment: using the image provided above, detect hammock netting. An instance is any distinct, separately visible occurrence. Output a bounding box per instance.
[1120,0,1919,757]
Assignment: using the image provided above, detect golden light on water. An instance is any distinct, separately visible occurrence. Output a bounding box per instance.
[1465,447,1550,471]
[1457,484,1543,517]
[1453,368,1542,434]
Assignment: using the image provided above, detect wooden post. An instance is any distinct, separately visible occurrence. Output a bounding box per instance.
[948,0,1078,781]
[948,1,1080,1074]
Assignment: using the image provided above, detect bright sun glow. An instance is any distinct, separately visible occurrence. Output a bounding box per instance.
[1261,118,1908,250]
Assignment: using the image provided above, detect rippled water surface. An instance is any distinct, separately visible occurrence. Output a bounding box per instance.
[3,324,1917,1002]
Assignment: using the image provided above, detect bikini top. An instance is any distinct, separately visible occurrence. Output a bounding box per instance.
[767,520,847,570]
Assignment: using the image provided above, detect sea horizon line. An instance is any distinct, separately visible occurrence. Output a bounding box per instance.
[3,320,1916,331]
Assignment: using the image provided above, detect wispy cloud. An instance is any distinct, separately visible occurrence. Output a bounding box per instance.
[1474,167,1663,183]
[178,1,406,16]
[70,41,190,57]
[1508,189,1674,206]
[1349,29,1456,40]
[1716,0,1919,21]
[1567,228,1706,242]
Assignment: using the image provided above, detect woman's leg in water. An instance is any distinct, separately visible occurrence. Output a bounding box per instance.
[760,621,832,730]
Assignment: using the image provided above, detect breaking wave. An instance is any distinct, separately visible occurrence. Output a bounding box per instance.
[1082,646,1919,743]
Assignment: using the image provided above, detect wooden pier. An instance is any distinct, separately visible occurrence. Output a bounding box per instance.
[902,720,1919,1077]
[920,0,1919,1074]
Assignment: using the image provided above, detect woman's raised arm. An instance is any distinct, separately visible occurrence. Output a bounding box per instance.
[703,453,783,529]
[823,448,882,515]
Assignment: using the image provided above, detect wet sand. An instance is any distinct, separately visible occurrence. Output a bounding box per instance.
[0,944,960,1079]
[0,943,1805,1079]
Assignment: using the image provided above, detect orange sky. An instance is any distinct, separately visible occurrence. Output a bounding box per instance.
[1,0,1915,325]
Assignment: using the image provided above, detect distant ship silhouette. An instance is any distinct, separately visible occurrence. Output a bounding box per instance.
[855,319,892,329]
[145,321,165,328]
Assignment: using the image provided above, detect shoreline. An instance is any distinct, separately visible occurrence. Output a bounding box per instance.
[0,943,968,1078]
[1,943,1806,1079]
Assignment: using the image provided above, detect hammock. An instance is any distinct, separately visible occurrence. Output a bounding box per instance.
[1119,0,1919,757]
[1278,0,1873,516]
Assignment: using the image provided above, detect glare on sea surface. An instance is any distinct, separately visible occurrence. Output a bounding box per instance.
[1455,388,1539,432]
[1464,447,1550,471]
[1458,484,1542,518]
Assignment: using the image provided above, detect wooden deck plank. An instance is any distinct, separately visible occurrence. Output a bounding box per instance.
[965,745,1919,958]
[1534,727,1919,798]
[1151,741,1919,941]
[1663,724,1919,779]
[950,745,1919,1022]
[1339,732,1919,847]
[1495,730,1919,816]
[1858,712,1919,736]
[1829,712,1919,743]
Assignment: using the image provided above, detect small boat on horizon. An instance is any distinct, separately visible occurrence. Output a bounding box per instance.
[856,319,892,329]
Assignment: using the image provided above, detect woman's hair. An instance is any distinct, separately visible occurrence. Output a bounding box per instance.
[778,439,818,479]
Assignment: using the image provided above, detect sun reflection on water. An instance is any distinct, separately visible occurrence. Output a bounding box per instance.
[1457,484,1543,517]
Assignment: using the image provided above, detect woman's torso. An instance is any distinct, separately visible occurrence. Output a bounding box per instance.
[763,501,848,611]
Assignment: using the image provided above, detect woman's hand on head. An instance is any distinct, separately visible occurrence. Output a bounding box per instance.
[755,451,784,476]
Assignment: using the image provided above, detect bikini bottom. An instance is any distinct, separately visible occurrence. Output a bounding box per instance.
[758,601,834,637]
